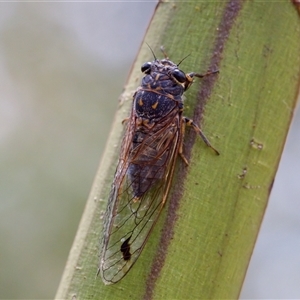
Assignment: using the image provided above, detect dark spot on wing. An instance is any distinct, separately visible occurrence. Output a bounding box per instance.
[121,236,132,261]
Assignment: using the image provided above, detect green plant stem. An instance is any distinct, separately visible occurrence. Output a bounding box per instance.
[55,1,300,299]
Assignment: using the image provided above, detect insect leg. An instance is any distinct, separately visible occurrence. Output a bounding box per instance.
[160,46,169,59]
[122,117,129,125]
[184,117,220,155]
[188,69,219,79]
[178,120,189,166]
[185,70,219,90]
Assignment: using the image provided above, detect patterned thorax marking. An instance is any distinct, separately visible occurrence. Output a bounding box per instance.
[134,59,187,121]
[141,59,187,98]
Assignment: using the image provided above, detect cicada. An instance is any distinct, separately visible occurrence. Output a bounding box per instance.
[98,48,219,285]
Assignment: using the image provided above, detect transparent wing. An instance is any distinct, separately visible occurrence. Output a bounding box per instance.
[99,109,181,284]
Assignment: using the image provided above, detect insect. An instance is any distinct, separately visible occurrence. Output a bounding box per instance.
[98,47,219,285]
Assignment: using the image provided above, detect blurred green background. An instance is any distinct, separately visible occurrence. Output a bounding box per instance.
[0,2,299,299]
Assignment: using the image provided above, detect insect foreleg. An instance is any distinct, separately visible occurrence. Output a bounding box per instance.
[188,69,219,79]
[183,117,220,155]
[178,120,189,166]
[122,117,129,125]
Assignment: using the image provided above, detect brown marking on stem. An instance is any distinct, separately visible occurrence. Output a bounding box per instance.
[143,1,244,299]
[292,0,300,16]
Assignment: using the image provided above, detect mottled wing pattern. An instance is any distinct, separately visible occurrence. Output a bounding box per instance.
[99,107,181,284]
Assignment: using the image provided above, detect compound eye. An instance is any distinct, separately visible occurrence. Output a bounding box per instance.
[172,69,186,83]
[141,62,152,74]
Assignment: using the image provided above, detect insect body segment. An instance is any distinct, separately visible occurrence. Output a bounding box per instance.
[99,54,218,285]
